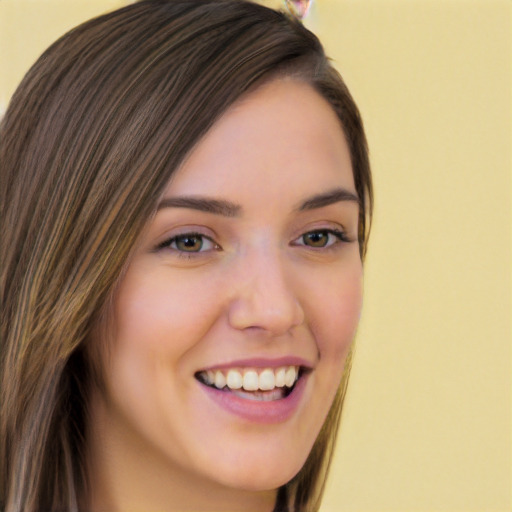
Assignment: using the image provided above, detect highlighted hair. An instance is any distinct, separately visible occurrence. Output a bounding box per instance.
[0,1,372,510]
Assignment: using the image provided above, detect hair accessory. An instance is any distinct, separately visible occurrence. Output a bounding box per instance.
[283,0,313,20]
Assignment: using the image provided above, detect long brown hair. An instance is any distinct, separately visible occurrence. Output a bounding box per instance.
[0,1,372,510]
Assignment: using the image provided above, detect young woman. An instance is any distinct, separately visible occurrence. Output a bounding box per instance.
[0,1,372,511]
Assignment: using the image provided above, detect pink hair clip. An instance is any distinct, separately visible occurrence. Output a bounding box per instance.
[283,0,313,20]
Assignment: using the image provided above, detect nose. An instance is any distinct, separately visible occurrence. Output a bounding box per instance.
[227,247,305,336]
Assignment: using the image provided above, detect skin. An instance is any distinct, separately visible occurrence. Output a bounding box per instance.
[88,79,363,512]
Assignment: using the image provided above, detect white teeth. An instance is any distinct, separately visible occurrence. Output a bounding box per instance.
[231,388,286,401]
[226,369,243,389]
[205,366,300,392]
[275,367,286,387]
[258,369,275,390]
[285,367,297,387]
[214,371,226,389]
[242,370,259,391]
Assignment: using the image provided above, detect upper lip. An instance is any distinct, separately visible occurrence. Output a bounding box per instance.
[198,356,314,372]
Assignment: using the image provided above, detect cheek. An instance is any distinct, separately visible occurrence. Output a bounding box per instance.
[311,265,363,362]
[112,269,219,356]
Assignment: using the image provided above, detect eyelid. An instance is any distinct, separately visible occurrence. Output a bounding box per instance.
[155,231,221,254]
[292,227,352,248]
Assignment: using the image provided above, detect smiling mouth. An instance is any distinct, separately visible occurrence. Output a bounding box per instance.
[195,366,304,401]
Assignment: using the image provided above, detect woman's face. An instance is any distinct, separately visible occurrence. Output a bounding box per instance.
[95,79,362,496]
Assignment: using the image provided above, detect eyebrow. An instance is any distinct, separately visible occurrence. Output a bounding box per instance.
[156,187,359,217]
[156,196,241,217]
[297,187,360,211]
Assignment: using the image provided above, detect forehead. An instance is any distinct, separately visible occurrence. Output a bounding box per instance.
[165,78,354,204]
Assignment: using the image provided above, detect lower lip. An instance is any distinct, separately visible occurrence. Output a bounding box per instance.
[199,374,308,424]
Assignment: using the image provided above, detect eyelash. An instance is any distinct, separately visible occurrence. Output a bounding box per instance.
[294,228,351,249]
[157,232,219,258]
[157,228,351,258]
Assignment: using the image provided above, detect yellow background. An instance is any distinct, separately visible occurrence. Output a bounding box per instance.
[1,1,510,511]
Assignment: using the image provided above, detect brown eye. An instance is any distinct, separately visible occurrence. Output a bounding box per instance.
[302,231,329,247]
[296,229,349,249]
[175,235,204,252]
[160,233,218,253]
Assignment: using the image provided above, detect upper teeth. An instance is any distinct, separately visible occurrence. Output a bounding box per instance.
[201,366,299,392]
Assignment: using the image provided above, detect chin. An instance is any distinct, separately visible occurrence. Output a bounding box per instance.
[215,468,297,493]
[196,447,307,492]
